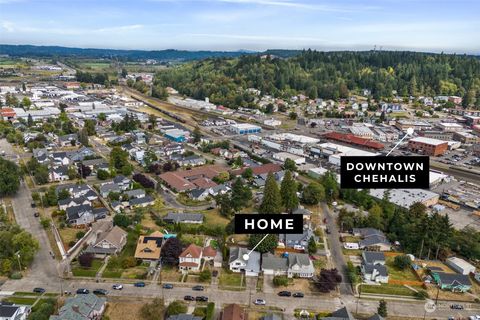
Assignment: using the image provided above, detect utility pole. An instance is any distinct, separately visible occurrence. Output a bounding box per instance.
[15,251,22,271]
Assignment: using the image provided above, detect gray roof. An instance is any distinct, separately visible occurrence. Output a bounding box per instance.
[164,212,204,223]
[229,247,260,273]
[58,196,89,207]
[279,228,312,247]
[50,293,106,320]
[167,315,203,320]
[434,272,471,286]
[66,204,92,220]
[129,195,154,206]
[363,263,388,277]
[124,189,146,198]
[363,251,385,264]
[287,253,312,268]
[359,234,391,248]
[0,305,19,317]
[322,307,355,320]
[100,183,121,195]
[261,253,288,271]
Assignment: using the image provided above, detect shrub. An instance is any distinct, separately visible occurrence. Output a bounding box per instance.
[394,255,411,270]
[76,231,86,239]
[78,253,94,268]
[199,269,211,282]
[10,272,22,279]
[273,275,289,286]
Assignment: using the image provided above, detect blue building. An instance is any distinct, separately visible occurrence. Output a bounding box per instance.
[231,123,262,135]
[164,128,188,142]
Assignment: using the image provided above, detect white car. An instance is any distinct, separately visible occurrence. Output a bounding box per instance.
[254,299,266,305]
[112,284,123,290]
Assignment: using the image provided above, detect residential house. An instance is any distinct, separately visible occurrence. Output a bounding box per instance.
[66,204,95,226]
[287,253,315,278]
[85,226,127,256]
[159,165,226,192]
[352,228,392,251]
[110,201,124,213]
[261,253,288,276]
[134,231,164,261]
[179,244,203,272]
[50,151,70,166]
[431,272,472,292]
[262,314,282,320]
[81,158,107,172]
[129,195,154,208]
[209,184,231,197]
[189,188,211,201]
[171,154,206,167]
[0,303,30,320]
[221,304,247,320]
[58,196,90,211]
[49,165,70,182]
[92,207,108,220]
[229,247,260,277]
[49,293,106,320]
[279,228,313,250]
[163,213,204,224]
[33,148,49,164]
[292,206,311,220]
[361,252,388,284]
[321,307,354,320]
[113,175,131,190]
[99,183,121,198]
[124,189,146,199]
[56,184,95,199]
[202,246,217,263]
[58,133,78,147]
[68,147,96,163]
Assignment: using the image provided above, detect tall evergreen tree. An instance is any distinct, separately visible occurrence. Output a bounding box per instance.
[280,170,298,212]
[231,177,252,211]
[259,172,281,214]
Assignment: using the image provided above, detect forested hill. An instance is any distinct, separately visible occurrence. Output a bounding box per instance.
[0,44,299,61]
[154,50,480,109]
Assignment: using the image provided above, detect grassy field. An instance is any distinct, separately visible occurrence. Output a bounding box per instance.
[219,272,244,288]
[58,226,86,250]
[72,259,103,277]
[360,284,417,297]
[3,297,38,305]
[202,208,230,227]
[385,257,420,281]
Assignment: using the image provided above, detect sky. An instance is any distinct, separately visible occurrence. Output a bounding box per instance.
[0,0,479,53]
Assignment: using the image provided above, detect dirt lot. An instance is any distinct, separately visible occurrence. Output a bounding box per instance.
[425,284,476,302]
[104,301,144,320]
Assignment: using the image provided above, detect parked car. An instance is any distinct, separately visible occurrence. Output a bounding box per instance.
[212,270,218,277]
[278,291,292,297]
[112,284,123,290]
[254,299,266,305]
[162,284,173,289]
[293,292,304,298]
[33,288,45,294]
[192,285,204,291]
[196,296,208,302]
[76,289,89,294]
[184,295,195,301]
[451,304,464,310]
[31,202,36,208]
[93,289,108,295]
[134,282,146,287]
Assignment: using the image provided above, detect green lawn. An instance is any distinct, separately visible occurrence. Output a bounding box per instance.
[385,257,419,281]
[13,291,41,296]
[71,259,103,277]
[3,297,38,305]
[219,272,244,288]
[360,284,417,297]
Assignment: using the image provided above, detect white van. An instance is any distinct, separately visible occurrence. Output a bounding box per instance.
[343,243,359,250]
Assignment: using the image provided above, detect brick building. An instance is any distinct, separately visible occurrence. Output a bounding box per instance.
[408,137,448,156]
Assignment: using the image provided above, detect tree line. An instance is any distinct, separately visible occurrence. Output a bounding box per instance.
[154,50,480,109]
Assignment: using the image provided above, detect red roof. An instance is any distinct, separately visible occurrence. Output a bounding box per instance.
[179,261,200,267]
[202,246,217,257]
[323,132,385,150]
[180,244,202,258]
[0,108,16,117]
[159,165,227,191]
[232,163,282,176]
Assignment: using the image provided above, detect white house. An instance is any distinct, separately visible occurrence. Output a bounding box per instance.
[229,247,260,277]
[0,304,30,320]
[179,244,203,272]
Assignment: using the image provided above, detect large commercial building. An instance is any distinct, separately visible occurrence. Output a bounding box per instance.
[408,137,448,156]
[230,123,261,135]
[437,122,464,132]
[311,142,379,166]
[370,189,439,209]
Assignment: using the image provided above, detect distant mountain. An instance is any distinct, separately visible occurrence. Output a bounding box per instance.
[0,44,302,61]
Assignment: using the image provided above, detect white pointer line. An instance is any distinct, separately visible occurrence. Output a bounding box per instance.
[385,127,414,157]
[243,234,270,261]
